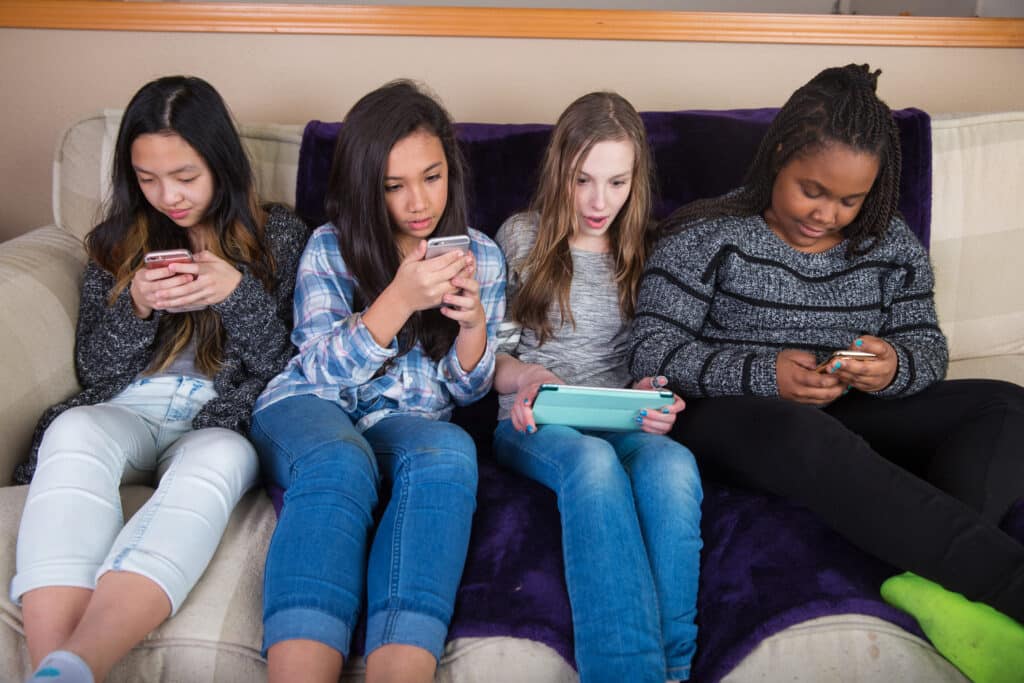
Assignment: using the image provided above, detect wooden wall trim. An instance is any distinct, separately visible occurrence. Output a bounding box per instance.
[1,0,1023,47]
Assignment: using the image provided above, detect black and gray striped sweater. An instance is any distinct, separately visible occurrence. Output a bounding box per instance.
[629,213,947,400]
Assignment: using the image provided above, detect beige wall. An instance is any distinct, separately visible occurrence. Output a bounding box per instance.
[2,27,1023,241]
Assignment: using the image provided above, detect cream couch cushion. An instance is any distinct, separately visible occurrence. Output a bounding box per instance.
[723,615,968,683]
[931,112,1024,384]
[0,486,273,681]
[0,226,86,484]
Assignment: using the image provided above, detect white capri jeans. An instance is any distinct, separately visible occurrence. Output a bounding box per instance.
[11,376,258,615]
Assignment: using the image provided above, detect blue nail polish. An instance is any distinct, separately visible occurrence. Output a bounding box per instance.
[843,386,851,395]
[635,416,644,424]
[527,425,535,433]
[661,407,670,414]
[640,409,648,416]
[523,398,530,404]
[854,338,863,347]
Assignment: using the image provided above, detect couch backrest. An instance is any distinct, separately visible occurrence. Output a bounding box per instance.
[52,111,303,240]
[930,112,1024,382]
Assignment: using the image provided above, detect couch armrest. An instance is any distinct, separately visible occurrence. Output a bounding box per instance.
[0,226,87,484]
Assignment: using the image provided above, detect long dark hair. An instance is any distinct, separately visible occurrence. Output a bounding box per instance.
[512,91,655,343]
[660,63,901,257]
[86,75,273,376]
[325,79,469,361]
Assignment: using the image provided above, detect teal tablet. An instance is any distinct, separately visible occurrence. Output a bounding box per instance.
[531,384,675,432]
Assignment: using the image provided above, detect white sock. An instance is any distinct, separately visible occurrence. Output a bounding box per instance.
[31,650,94,683]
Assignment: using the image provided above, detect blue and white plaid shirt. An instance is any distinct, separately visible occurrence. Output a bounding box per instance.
[255,223,506,431]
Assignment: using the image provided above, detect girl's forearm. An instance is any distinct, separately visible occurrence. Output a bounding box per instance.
[494,354,560,394]
[361,285,413,348]
[454,325,487,373]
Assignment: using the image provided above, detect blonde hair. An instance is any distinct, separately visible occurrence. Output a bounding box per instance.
[511,91,654,343]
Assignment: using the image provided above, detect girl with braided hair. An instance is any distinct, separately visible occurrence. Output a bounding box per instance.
[631,63,1024,683]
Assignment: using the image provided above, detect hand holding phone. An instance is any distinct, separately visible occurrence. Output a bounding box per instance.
[423,235,471,260]
[144,249,194,274]
[776,348,846,406]
[816,349,878,373]
[826,337,899,393]
[388,239,468,314]
[140,249,205,313]
[424,235,472,310]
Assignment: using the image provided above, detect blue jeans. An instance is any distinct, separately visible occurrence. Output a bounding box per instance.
[493,420,702,682]
[251,395,478,661]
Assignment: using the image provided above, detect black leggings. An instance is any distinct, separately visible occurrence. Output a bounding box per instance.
[672,379,1024,622]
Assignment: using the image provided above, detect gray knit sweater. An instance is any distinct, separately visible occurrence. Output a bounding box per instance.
[629,213,948,400]
[13,205,310,484]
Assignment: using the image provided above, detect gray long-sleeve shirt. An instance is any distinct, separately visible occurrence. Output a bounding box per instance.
[495,212,632,420]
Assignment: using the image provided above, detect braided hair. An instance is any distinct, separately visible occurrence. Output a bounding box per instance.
[660,63,901,257]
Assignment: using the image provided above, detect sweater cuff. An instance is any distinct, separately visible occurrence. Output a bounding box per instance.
[112,283,162,332]
[212,269,272,326]
[747,353,780,397]
[346,313,399,368]
[871,343,910,398]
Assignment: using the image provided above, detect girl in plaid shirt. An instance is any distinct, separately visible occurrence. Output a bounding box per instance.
[251,80,505,683]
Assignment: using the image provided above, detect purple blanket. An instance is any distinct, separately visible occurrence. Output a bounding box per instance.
[269,461,1024,680]
[277,107,954,681]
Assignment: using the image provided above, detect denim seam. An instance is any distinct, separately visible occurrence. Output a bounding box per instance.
[252,412,302,482]
[667,663,691,678]
[384,450,412,643]
[111,454,179,570]
[155,377,193,447]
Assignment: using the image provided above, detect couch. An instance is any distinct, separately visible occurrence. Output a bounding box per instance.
[1,105,1022,682]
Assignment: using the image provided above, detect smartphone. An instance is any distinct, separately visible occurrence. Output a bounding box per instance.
[142,249,204,313]
[424,235,470,260]
[144,249,193,269]
[816,349,878,373]
[424,235,471,308]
